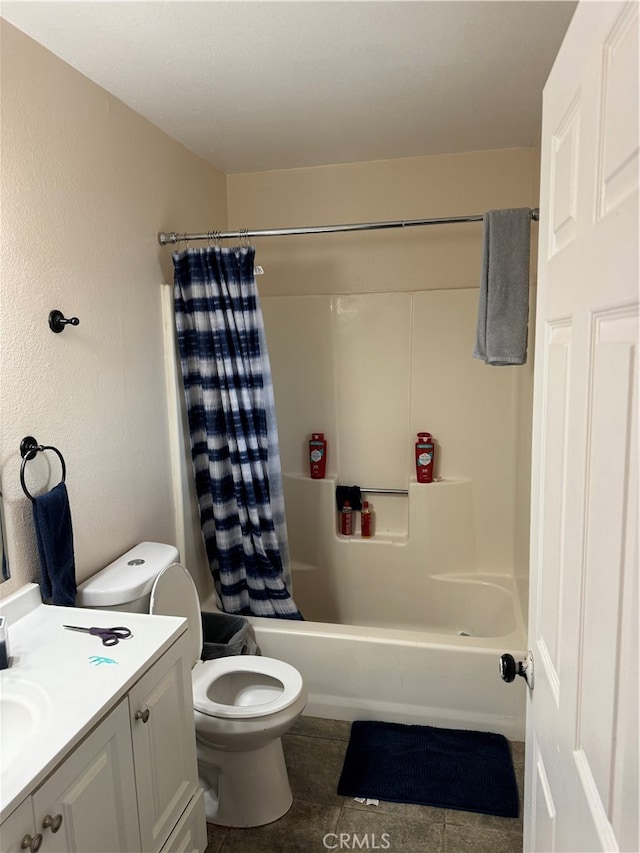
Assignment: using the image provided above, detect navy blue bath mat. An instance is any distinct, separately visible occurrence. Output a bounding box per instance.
[337,721,519,818]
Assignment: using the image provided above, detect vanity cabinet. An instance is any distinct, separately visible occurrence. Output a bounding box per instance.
[0,632,206,853]
[0,701,139,852]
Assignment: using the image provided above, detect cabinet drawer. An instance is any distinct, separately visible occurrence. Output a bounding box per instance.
[160,790,206,853]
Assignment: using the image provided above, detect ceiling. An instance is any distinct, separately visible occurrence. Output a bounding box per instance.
[1,1,577,174]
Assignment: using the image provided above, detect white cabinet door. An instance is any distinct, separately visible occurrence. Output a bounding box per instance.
[526,1,638,851]
[129,633,199,853]
[0,797,37,853]
[32,699,140,853]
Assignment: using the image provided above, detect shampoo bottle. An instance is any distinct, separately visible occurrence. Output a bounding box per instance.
[360,501,373,538]
[341,500,354,535]
[309,433,327,479]
[415,432,435,483]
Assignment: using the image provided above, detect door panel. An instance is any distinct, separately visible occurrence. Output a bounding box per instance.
[33,700,140,853]
[526,2,638,851]
[129,635,198,853]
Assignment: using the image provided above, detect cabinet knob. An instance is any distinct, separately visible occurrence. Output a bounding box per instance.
[21,834,43,852]
[135,708,150,723]
[42,812,64,832]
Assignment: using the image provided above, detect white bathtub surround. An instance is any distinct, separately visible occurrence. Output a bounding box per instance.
[262,288,535,602]
[284,475,523,632]
[248,282,535,747]
[257,289,533,739]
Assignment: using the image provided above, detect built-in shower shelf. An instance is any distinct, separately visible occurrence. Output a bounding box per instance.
[336,533,408,545]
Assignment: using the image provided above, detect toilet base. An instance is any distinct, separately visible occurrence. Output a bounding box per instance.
[197,736,293,827]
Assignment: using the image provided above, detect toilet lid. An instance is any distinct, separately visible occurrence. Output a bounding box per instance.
[192,655,304,719]
[150,563,203,667]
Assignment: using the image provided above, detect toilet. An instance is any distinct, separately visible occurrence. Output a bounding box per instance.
[76,541,307,827]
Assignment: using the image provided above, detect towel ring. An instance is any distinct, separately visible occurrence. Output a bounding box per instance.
[19,436,67,504]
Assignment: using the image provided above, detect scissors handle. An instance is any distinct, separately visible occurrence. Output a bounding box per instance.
[91,626,132,646]
[104,626,132,639]
[93,629,118,646]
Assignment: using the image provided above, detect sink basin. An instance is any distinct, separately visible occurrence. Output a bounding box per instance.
[0,680,49,774]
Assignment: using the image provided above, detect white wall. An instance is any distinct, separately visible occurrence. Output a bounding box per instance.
[261,288,535,622]
[0,21,227,597]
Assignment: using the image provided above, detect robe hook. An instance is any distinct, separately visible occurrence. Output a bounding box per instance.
[49,310,80,333]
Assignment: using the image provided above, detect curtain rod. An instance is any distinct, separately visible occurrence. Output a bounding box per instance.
[157,208,539,245]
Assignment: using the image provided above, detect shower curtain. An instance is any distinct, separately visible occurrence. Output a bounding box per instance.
[173,244,302,619]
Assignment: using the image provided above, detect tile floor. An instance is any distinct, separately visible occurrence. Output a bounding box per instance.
[204,716,524,853]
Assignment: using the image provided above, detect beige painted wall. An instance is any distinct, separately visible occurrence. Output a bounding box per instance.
[0,22,227,597]
[227,147,538,296]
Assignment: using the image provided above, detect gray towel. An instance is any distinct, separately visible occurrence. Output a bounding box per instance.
[473,208,532,366]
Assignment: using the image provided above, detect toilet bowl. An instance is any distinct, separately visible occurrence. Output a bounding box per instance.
[76,542,307,827]
[191,655,307,826]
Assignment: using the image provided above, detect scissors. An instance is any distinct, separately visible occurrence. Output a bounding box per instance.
[63,625,133,646]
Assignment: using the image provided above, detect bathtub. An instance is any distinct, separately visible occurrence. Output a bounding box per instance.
[249,574,528,741]
[291,565,521,636]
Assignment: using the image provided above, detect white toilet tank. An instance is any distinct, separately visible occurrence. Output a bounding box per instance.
[76,542,180,612]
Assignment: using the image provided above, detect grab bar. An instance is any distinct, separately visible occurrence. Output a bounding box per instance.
[361,488,408,495]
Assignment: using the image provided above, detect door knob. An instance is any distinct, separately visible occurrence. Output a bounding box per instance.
[499,651,534,689]
[135,708,150,723]
[42,813,63,832]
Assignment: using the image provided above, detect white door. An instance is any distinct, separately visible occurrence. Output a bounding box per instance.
[526,2,638,851]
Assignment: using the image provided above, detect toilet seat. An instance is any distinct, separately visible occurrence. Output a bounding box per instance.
[150,563,203,666]
[192,656,304,720]
[150,563,305,721]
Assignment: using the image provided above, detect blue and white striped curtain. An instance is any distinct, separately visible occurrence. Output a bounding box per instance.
[173,245,302,619]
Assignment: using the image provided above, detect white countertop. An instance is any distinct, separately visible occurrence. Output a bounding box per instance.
[0,584,187,822]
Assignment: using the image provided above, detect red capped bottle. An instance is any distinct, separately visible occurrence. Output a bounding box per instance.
[309,433,327,479]
[341,500,354,535]
[415,432,435,483]
[361,501,373,538]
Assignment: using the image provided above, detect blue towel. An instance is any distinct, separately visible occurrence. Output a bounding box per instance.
[473,208,532,366]
[33,482,77,606]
